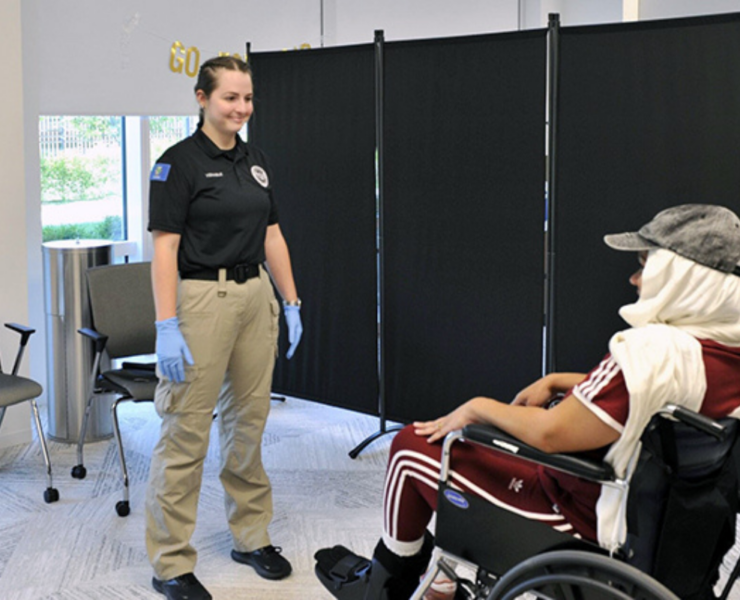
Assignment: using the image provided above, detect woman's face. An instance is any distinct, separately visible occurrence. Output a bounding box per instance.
[197,69,254,139]
[629,251,648,296]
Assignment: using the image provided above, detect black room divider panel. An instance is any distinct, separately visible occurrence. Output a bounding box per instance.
[248,46,379,413]
[553,13,740,373]
[382,31,548,423]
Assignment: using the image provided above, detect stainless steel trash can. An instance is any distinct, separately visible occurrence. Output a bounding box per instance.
[43,240,114,443]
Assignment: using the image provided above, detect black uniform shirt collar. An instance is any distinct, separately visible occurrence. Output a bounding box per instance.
[193,128,249,160]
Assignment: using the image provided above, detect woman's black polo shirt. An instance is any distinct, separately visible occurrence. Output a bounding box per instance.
[148,129,279,275]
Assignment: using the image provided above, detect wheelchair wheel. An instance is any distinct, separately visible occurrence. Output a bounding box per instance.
[487,550,679,600]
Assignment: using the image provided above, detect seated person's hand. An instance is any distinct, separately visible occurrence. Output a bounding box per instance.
[512,376,556,407]
[413,399,481,444]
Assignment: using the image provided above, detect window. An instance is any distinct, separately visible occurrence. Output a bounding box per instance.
[39,116,125,242]
[148,116,199,167]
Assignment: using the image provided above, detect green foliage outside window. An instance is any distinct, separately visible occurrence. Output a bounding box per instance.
[68,116,122,143]
[40,155,112,202]
[42,216,123,242]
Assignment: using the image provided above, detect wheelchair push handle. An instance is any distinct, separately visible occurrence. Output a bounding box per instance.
[660,404,727,441]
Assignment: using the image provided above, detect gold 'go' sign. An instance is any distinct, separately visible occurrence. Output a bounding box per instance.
[170,42,249,77]
[170,41,200,77]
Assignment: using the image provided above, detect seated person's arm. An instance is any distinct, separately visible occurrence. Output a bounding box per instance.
[512,372,588,407]
[414,383,620,454]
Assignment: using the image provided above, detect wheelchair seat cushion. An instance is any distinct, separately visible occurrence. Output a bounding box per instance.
[314,545,371,598]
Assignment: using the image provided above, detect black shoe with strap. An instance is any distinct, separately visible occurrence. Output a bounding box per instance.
[232,544,293,580]
[314,545,374,599]
[152,572,212,600]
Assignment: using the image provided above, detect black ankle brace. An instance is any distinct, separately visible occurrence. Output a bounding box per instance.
[372,530,434,578]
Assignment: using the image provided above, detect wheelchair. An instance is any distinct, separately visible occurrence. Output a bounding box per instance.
[412,404,740,600]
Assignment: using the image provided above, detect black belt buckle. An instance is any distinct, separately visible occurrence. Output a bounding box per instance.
[233,264,252,284]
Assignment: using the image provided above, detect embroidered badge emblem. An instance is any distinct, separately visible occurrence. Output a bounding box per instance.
[251,165,269,187]
[150,163,171,182]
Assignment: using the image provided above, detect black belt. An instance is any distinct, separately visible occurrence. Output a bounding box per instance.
[181,264,260,284]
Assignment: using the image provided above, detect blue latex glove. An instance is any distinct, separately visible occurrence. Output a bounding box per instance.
[155,317,194,383]
[284,305,303,359]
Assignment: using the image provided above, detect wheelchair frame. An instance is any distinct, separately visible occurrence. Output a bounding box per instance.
[412,404,734,600]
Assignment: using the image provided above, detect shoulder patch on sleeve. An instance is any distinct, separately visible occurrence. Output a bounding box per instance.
[150,163,172,182]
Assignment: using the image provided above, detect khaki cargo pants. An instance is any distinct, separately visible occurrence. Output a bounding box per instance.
[146,267,280,580]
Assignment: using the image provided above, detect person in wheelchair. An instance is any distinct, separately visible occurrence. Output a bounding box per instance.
[315,203,740,600]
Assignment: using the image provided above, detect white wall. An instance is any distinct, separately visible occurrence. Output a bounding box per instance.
[327,0,519,45]
[558,0,624,25]
[531,0,624,27]
[32,0,322,116]
[1,0,33,447]
[640,0,740,20]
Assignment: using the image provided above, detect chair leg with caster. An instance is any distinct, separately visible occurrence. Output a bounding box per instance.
[116,500,130,517]
[71,391,95,480]
[111,398,131,517]
[30,399,59,503]
[44,487,60,503]
[71,464,87,479]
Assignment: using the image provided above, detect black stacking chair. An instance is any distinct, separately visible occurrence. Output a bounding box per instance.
[0,322,59,503]
[415,404,740,600]
[72,261,157,517]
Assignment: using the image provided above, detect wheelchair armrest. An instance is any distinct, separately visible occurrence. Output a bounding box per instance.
[660,404,728,441]
[462,424,616,483]
[78,327,109,355]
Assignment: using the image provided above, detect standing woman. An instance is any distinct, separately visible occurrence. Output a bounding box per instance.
[145,56,302,600]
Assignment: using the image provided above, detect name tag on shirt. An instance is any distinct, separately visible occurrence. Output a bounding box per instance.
[151,163,171,182]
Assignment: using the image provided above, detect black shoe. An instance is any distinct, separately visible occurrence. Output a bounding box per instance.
[152,573,212,600]
[231,545,292,580]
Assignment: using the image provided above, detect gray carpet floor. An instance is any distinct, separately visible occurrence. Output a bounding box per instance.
[0,398,391,599]
[1,397,739,599]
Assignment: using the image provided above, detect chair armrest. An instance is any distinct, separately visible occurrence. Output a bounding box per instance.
[660,404,728,441]
[462,424,616,483]
[4,322,35,347]
[4,322,36,375]
[78,327,109,355]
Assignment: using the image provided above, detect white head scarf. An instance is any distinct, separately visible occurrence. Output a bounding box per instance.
[619,248,740,346]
